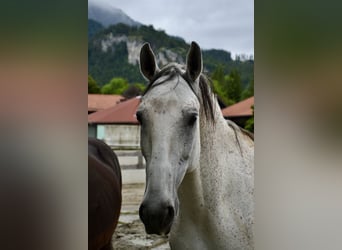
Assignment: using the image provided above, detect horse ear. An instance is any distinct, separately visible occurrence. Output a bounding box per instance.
[140,43,159,81]
[186,41,203,82]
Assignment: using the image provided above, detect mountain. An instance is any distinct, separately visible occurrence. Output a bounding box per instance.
[88,23,254,88]
[88,19,104,39]
[88,2,140,28]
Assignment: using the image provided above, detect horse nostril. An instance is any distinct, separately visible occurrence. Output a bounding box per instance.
[166,205,175,221]
[139,201,175,235]
[139,204,146,222]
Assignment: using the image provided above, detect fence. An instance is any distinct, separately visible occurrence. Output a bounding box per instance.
[114,149,145,169]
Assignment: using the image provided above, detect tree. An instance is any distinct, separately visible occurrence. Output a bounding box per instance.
[212,79,230,106]
[211,64,225,84]
[88,75,100,93]
[122,83,145,98]
[211,66,243,106]
[245,105,254,133]
[101,78,129,95]
[241,77,254,100]
[211,65,231,105]
[224,70,242,103]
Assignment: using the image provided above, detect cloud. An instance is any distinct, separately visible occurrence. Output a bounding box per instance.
[88,0,254,56]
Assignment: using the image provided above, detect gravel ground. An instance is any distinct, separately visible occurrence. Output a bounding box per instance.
[112,183,171,250]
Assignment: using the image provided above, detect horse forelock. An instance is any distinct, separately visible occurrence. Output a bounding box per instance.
[142,63,215,123]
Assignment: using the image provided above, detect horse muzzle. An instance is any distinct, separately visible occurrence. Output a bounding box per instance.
[139,200,175,235]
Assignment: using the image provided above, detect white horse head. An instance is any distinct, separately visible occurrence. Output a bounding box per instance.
[138,42,212,235]
[137,42,254,249]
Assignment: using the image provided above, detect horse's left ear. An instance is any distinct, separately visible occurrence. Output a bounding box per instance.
[186,41,203,82]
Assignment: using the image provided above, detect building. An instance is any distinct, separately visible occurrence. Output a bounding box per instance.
[221,96,254,127]
[88,94,123,114]
[88,94,124,137]
[88,96,140,149]
[88,96,143,168]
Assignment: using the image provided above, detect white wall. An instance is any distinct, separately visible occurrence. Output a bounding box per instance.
[98,124,140,149]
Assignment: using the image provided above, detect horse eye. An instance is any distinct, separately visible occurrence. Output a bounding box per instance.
[136,111,143,124]
[187,113,198,126]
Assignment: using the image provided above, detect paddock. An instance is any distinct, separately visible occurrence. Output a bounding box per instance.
[113,170,170,249]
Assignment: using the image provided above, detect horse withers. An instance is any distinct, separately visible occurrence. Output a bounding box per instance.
[138,42,254,249]
[88,138,122,250]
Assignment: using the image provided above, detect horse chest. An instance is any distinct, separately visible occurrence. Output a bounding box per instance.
[171,175,230,249]
[171,207,252,249]
[170,206,231,249]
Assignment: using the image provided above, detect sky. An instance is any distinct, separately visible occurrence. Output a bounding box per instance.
[89,0,254,58]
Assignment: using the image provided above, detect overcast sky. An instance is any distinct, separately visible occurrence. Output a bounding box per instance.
[89,0,253,57]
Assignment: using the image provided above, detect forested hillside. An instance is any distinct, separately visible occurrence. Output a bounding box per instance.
[88,21,254,110]
[88,23,253,87]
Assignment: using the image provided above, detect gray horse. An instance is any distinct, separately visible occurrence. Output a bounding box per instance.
[138,42,254,249]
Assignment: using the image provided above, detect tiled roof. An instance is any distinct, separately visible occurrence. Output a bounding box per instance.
[221,96,254,117]
[88,96,140,124]
[88,94,123,112]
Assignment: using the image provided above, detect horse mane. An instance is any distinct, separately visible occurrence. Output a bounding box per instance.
[240,127,254,141]
[226,120,254,156]
[143,63,215,122]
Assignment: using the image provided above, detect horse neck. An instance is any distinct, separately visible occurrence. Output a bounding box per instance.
[199,98,229,162]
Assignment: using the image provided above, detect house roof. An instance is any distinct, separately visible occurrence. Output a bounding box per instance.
[88,96,141,124]
[221,96,254,117]
[88,94,123,112]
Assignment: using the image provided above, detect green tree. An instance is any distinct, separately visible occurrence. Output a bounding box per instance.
[241,77,254,100]
[245,105,254,133]
[101,77,129,95]
[122,83,146,98]
[132,83,146,92]
[211,65,231,105]
[211,79,230,105]
[225,70,242,103]
[211,67,243,106]
[211,65,225,84]
[88,75,100,93]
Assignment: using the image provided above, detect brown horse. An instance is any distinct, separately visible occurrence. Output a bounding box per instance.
[88,138,122,250]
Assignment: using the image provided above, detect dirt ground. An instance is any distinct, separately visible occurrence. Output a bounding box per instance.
[112,183,171,249]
